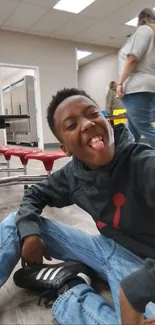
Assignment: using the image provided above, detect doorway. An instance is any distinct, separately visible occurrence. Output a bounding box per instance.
[0,63,44,150]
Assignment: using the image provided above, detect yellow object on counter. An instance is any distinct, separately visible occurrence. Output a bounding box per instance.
[113,108,126,125]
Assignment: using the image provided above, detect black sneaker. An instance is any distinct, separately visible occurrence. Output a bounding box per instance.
[13,260,93,305]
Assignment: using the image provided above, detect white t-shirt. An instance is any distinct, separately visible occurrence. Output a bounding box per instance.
[118,25,155,94]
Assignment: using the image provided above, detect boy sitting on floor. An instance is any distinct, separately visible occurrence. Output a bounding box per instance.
[0,88,155,325]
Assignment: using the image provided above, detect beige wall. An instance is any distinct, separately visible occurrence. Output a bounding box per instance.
[78,53,118,110]
[0,30,77,144]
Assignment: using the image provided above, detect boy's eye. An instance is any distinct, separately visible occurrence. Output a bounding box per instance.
[91,112,99,117]
[66,123,77,130]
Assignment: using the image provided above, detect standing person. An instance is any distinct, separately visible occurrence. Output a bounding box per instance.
[117,8,155,148]
[106,81,123,115]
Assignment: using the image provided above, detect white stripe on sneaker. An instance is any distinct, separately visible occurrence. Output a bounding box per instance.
[43,268,55,280]
[78,273,91,285]
[36,268,48,280]
[49,267,63,280]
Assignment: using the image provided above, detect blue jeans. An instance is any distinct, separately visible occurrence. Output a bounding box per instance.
[0,213,155,324]
[121,92,155,148]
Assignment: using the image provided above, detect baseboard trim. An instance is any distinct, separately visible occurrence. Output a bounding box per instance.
[44,143,60,149]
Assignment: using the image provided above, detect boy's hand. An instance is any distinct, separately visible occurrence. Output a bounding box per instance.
[21,235,51,266]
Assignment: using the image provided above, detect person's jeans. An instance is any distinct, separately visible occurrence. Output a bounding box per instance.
[0,213,155,325]
[121,92,155,148]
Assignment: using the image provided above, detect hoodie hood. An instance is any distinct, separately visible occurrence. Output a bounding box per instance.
[73,124,135,182]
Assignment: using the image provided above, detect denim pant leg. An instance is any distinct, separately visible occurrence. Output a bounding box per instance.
[0,214,107,288]
[121,95,141,142]
[1,214,155,324]
[40,218,120,325]
[52,285,117,325]
[0,213,21,287]
[42,220,155,325]
[106,242,155,321]
[0,214,117,324]
[122,92,155,148]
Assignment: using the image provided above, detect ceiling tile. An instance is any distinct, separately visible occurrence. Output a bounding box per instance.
[109,24,135,39]
[2,2,48,30]
[100,35,127,48]
[133,0,155,11]
[52,15,98,37]
[1,26,27,32]
[22,0,58,8]
[27,30,51,36]
[77,20,115,39]
[80,0,133,19]
[29,9,74,33]
[0,0,154,49]
[74,33,106,45]
[0,0,20,26]
[106,0,154,25]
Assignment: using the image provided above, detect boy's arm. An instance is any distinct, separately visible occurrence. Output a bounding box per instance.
[15,164,71,241]
[120,259,155,324]
[133,147,155,208]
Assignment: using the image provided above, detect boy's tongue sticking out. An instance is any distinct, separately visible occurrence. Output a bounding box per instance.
[89,136,105,151]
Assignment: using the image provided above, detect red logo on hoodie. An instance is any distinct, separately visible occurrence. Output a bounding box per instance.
[97,193,126,230]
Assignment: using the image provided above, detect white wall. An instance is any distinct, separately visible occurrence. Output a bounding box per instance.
[0,30,77,144]
[78,53,118,110]
[2,69,35,89]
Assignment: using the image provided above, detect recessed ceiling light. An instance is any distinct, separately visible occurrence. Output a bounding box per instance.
[77,50,92,60]
[126,8,155,27]
[125,17,138,27]
[54,0,96,14]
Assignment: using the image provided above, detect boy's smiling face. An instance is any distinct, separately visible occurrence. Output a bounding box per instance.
[54,95,115,169]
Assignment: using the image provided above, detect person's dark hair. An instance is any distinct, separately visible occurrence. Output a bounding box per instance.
[109,81,116,89]
[47,87,95,136]
[138,8,155,26]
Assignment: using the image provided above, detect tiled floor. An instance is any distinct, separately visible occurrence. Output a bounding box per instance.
[0,150,112,325]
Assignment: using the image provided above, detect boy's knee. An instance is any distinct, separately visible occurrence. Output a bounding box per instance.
[2,212,17,227]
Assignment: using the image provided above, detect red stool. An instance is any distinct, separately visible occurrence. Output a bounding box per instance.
[5,149,40,175]
[25,151,66,176]
[0,146,22,176]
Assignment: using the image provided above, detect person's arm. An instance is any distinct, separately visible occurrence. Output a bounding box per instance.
[117,25,153,97]
[15,163,72,241]
[120,259,155,324]
[117,55,137,97]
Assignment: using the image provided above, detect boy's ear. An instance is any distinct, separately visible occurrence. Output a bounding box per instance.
[60,144,72,157]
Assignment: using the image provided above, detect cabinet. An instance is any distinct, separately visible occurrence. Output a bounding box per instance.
[3,87,14,142]
[3,76,38,145]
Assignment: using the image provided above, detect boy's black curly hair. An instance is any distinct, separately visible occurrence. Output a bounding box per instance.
[47,87,95,137]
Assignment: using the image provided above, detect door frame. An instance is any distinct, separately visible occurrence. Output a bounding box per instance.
[0,63,44,150]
